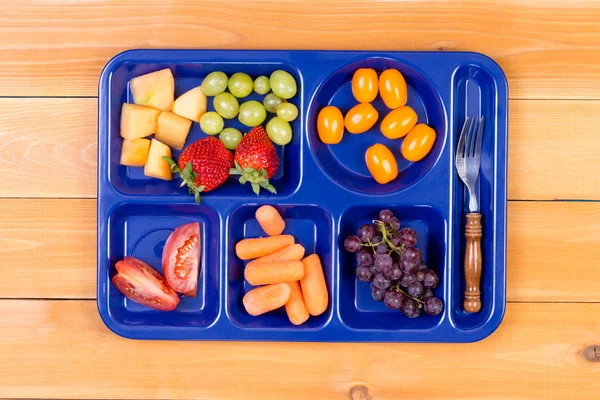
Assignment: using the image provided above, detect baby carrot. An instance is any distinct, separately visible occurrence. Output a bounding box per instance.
[256,205,285,236]
[235,234,294,260]
[245,260,305,286]
[285,281,310,326]
[245,244,305,269]
[243,283,291,316]
[300,254,328,316]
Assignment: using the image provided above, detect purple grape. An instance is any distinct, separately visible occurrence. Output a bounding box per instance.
[357,224,374,242]
[399,273,416,288]
[375,242,388,254]
[374,253,393,271]
[416,271,425,282]
[407,281,424,298]
[423,288,434,299]
[401,246,422,264]
[356,250,373,267]
[371,286,387,302]
[372,273,391,290]
[370,264,381,275]
[384,290,405,310]
[418,262,427,271]
[422,269,440,288]
[378,209,394,224]
[424,297,444,316]
[344,236,362,252]
[399,258,418,274]
[384,264,402,281]
[390,231,402,246]
[371,236,382,244]
[388,216,400,231]
[402,298,421,318]
[398,227,418,247]
[356,266,372,282]
[372,223,382,237]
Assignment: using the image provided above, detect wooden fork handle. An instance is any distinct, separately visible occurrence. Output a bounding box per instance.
[464,213,482,313]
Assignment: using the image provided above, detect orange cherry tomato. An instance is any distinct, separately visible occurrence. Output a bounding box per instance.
[379,69,407,109]
[380,106,418,139]
[352,68,378,103]
[317,106,344,144]
[365,143,398,184]
[344,103,379,134]
[402,124,436,162]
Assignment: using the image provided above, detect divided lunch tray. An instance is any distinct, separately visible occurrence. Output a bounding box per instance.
[97,49,508,342]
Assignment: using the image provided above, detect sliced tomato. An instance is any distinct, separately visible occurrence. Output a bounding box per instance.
[112,257,180,311]
[162,222,201,297]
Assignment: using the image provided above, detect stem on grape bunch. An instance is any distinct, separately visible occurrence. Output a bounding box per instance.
[391,285,424,306]
[369,219,404,255]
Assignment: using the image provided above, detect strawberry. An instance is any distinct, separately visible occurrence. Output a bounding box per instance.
[230,126,279,195]
[164,137,233,204]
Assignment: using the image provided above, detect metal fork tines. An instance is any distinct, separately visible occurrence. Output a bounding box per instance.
[455,116,485,212]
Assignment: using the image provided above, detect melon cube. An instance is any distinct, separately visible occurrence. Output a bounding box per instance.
[155,111,192,150]
[120,103,160,140]
[120,138,151,167]
[171,86,207,122]
[130,68,174,111]
[144,139,172,181]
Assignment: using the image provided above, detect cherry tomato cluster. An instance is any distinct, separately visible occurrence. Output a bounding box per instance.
[317,68,437,185]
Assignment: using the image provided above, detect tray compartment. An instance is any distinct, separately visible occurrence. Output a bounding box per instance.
[102,203,220,330]
[338,204,447,331]
[106,61,303,197]
[307,57,446,195]
[226,204,334,330]
[450,64,504,332]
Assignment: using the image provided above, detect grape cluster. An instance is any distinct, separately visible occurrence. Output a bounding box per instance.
[344,209,444,318]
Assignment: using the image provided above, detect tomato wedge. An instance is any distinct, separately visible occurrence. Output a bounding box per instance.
[112,257,180,311]
[162,222,201,297]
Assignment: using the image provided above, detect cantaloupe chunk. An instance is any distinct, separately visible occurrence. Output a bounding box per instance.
[120,138,151,167]
[155,111,192,150]
[144,139,172,180]
[130,68,174,111]
[171,86,207,122]
[120,103,160,140]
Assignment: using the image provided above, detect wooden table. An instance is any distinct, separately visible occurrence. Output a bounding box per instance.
[1,1,599,398]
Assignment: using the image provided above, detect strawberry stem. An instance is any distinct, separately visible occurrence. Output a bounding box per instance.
[163,157,205,204]
[229,160,276,196]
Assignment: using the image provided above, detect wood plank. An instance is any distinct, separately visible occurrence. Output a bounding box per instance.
[1,199,599,303]
[1,0,600,98]
[0,98,97,198]
[1,97,598,200]
[0,301,597,399]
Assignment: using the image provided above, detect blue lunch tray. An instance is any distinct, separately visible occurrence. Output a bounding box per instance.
[97,49,508,342]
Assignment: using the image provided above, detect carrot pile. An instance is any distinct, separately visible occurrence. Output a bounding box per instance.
[236,205,329,325]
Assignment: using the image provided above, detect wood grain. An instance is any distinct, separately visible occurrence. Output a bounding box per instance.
[1,199,599,302]
[1,98,600,200]
[0,300,597,399]
[0,98,97,198]
[1,0,600,98]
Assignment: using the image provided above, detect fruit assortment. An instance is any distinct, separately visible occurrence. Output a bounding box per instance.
[317,68,437,184]
[344,209,444,318]
[112,222,201,311]
[118,68,298,201]
[235,206,329,325]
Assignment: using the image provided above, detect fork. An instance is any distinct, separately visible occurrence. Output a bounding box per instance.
[455,116,485,313]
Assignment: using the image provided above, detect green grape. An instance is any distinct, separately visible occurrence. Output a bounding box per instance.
[253,76,271,95]
[213,92,239,119]
[228,72,253,98]
[219,128,243,150]
[201,72,228,96]
[276,102,298,122]
[263,92,285,113]
[199,112,224,135]
[270,70,297,99]
[238,101,267,127]
[266,116,292,146]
